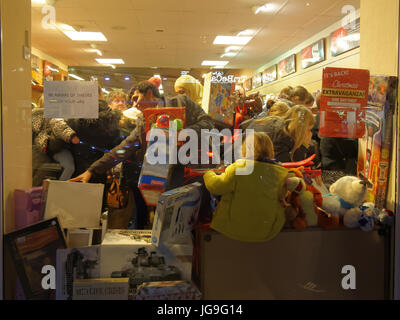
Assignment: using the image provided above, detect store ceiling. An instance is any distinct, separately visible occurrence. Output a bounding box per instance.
[32,0,360,71]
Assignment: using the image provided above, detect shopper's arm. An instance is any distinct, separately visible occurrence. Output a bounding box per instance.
[203,163,236,195]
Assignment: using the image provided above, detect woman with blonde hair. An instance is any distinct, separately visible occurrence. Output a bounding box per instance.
[268,101,290,117]
[174,74,203,105]
[248,105,316,163]
[204,132,288,242]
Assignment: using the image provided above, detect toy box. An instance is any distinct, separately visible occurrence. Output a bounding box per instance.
[205,81,234,126]
[41,180,104,229]
[100,230,193,293]
[357,75,398,208]
[143,107,186,135]
[73,278,129,300]
[152,182,202,247]
[134,280,202,300]
[14,187,43,230]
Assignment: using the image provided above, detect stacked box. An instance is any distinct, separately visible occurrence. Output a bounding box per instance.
[357,75,398,208]
[134,281,202,300]
[152,182,202,247]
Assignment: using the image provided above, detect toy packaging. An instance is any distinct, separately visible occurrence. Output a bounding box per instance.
[204,78,234,126]
[143,107,186,135]
[151,182,202,247]
[72,278,130,300]
[100,231,193,294]
[14,186,43,230]
[41,180,104,229]
[319,67,370,138]
[357,75,398,208]
[134,280,202,300]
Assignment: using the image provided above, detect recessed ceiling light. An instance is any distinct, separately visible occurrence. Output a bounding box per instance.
[225,46,242,53]
[104,76,111,81]
[252,3,275,14]
[32,0,47,5]
[201,60,229,66]
[213,36,252,45]
[85,49,103,56]
[124,76,131,81]
[221,52,237,58]
[69,74,84,80]
[236,29,255,37]
[96,59,124,64]
[102,88,110,94]
[63,31,107,41]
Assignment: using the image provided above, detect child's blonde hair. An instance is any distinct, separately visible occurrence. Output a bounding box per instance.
[283,105,315,160]
[242,132,275,162]
[268,102,290,117]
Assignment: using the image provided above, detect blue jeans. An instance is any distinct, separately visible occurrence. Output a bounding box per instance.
[53,149,75,181]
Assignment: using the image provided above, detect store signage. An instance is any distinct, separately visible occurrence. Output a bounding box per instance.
[211,72,246,84]
[278,54,296,78]
[319,67,370,138]
[301,39,325,69]
[262,65,277,84]
[331,18,360,57]
[44,80,99,119]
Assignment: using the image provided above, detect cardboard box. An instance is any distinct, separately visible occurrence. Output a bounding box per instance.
[56,245,101,300]
[73,278,129,300]
[100,230,193,291]
[152,182,202,247]
[14,187,43,230]
[41,180,104,229]
[134,281,202,300]
[357,75,398,208]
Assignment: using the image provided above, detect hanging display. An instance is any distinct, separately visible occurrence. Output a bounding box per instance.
[301,39,325,69]
[319,67,370,139]
[262,65,277,84]
[330,18,360,57]
[278,54,296,78]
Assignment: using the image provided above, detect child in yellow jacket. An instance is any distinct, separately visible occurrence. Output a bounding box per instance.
[204,132,289,242]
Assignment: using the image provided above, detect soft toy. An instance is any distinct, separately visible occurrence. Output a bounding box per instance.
[322,176,368,225]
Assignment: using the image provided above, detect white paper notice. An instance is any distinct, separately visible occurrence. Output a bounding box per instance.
[44,81,99,119]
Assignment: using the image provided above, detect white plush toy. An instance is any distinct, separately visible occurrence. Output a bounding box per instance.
[322,176,368,222]
[344,202,377,231]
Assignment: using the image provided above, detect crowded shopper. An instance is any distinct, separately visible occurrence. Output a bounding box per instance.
[247,105,316,163]
[174,74,204,106]
[107,89,128,111]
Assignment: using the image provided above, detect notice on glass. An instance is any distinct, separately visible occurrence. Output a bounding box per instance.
[44,81,98,119]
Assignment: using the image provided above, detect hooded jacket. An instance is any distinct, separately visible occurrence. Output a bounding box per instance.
[204,159,288,242]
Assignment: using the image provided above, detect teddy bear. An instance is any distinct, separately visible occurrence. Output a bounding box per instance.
[322,176,368,226]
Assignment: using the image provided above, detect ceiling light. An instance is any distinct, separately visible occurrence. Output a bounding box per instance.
[63,31,107,41]
[201,60,229,66]
[32,0,47,5]
[225,46,242,53]
[69,74,84,80]
[221,52,237,58]
[163,77,168,81]
[236,29,255,37]
[252,3,275,14]
[104,76,111,81]
[85,49,103,56]
[102,88,110,94]
[96,59,124,64]
[124,76,131,81]
[57,23,75,32]
[213,36,252,45]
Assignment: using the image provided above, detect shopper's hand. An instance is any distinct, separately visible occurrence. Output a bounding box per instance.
[71,136,80,144]
[69,170,92,183]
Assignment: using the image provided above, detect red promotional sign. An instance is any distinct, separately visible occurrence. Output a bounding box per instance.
[319,67,370,138]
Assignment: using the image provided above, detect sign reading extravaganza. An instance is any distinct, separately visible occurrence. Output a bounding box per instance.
[211,72,247,84]
[319,67,370,139]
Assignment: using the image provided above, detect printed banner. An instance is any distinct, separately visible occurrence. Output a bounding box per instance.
[319,67,370,138]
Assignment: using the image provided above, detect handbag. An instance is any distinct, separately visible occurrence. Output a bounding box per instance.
[107,176,129,209]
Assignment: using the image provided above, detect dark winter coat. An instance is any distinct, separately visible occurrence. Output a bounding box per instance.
[320,137,358,173]
[67,100,122,175]
[247,117,315,163]
[88,95,214,179]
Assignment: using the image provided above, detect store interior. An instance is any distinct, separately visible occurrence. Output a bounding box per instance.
[2,0,400,300]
